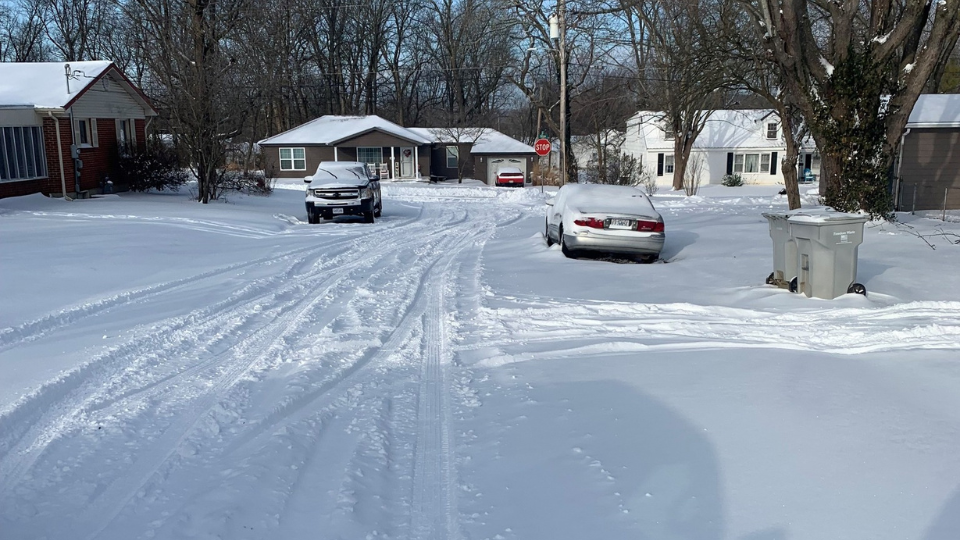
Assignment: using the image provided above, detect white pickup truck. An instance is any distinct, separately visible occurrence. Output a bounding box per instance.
[304,162,382,224]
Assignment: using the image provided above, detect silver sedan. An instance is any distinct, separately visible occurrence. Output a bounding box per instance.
[545,184,665,262]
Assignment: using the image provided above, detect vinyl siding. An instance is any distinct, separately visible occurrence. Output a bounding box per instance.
[70,76,147,119]
[898,128,960,210]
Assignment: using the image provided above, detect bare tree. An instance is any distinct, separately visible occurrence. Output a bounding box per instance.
[1,0,50,61]
[746,0,960,215]
[127,0,250,203]
[624,0,730,191]
[721,7,807,209]
[36,0,107,60]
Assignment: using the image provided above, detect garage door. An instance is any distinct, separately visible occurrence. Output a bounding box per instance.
[486,157,528,186]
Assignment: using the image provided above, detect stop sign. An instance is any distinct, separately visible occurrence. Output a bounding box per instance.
[534,138,551,156]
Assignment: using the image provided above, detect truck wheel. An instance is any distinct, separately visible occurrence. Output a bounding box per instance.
[364,211,375,224]
[374,203,382,217]
[545,220,554,246]
[308,212,319,224]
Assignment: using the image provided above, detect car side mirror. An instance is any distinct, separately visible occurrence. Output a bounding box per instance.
[304,176,313,184]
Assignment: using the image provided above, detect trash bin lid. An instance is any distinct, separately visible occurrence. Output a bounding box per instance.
[787,210,868,225]
[762,209,812,220]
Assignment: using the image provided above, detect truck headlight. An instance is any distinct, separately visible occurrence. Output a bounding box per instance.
[361,186,374,198]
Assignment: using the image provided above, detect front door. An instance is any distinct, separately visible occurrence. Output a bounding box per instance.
[400,147,414,178]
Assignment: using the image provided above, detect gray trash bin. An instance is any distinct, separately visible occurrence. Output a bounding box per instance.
[762,211,802,289]
[787,211,869,299]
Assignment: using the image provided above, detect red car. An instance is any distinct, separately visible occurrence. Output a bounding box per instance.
[495,167,526,187]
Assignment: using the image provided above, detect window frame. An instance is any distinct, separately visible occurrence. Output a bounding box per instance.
[766,122,779,140]
[663,125,676,141]
[356,146,383,167]
[733,152,769,174]
[446,146,459,169]
[75,118,98,148]
[0,125,48,183]
[664,154,675,174]
[279,147,306,171]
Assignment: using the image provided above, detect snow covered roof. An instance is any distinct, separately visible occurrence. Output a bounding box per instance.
[259,115,432,146]
[0,61,150,111]
[628,109,800,151]
[906,94,960,128]
[407,127,535,154]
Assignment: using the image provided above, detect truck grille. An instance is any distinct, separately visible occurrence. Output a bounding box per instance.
[314,188,360,200]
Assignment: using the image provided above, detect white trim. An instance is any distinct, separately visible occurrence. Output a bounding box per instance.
[334,146,338,161]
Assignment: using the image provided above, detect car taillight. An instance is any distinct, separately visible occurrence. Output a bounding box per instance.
[574,217,605,229]
[636,220,664,232]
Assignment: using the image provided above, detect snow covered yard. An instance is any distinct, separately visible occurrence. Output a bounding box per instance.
[1,182,959,540]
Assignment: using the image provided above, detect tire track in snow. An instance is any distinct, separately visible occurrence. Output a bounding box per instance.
[0,204,452,504]
[57,206,476,539]
[0,204,427,352]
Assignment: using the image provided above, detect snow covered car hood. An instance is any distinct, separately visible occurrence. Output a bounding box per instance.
[306,164,375,188]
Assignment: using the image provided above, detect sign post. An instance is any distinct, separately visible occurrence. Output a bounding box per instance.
[534,138,551,193]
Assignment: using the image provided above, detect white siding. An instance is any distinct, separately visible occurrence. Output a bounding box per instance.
[70,75,146,119]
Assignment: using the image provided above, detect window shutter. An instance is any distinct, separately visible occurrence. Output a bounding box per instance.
[130,120,137,146]
[726,152,734,175]
[770,151,778,175]
[657,153,664,176]
[91,119,99,147]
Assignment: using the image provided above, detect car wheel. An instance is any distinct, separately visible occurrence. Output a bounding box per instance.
[559,227,575,258]
[637,254,658,264]
[374,203,382,218]
[545,219,554,246]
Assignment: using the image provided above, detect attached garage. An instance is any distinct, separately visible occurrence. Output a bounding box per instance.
[484,157,529,185]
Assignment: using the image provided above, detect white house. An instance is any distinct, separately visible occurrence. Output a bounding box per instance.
[624,109,820,186]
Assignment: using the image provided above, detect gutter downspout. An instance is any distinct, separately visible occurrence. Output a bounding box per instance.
[68,107,80,195]
[895,128,911,211]
[48,111,71,201]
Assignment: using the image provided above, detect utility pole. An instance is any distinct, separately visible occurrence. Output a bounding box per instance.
[551,4,567,185]
[558,0,567,185]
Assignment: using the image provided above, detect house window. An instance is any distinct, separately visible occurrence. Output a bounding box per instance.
[75,118,98,147]
[664,125,675,140]
[116,119,136,150]
[446,146,459,169]
[357,147,383,166]
[279,147,306,171]
[766,122,778,139]
[733,152,766,174]
[664,154,675,174]
[0,126,47,182]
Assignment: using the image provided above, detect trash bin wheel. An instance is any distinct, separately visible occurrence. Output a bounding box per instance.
[765,272,775,286]
[847,283,867,295]
[789,277,798,293]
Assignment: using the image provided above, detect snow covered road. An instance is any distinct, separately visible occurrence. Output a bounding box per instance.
[2,184,960,539]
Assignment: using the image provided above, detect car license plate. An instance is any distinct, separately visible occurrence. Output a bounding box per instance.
[609,218,632,229]
[333,208,343,214]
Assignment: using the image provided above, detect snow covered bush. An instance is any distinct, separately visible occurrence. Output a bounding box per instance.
[722,174,744,187]
[117,142,190,192]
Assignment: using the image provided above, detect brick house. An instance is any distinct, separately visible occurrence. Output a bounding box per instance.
[0,61,157,199]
